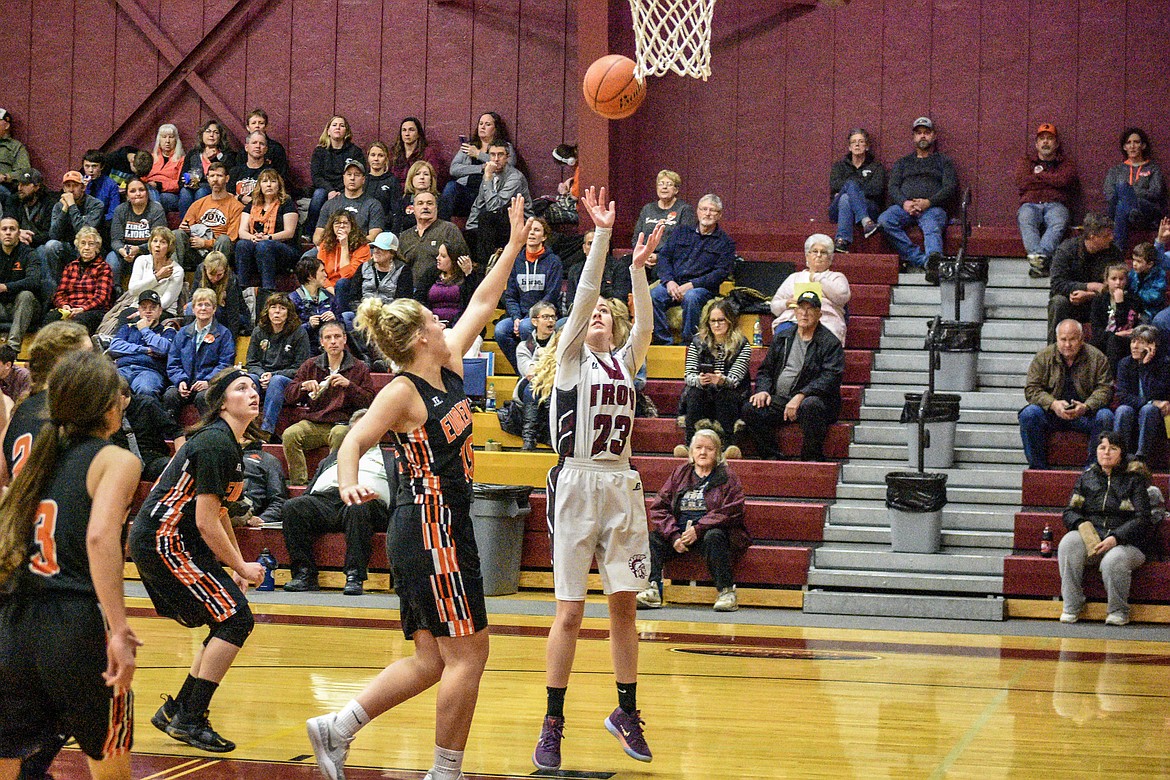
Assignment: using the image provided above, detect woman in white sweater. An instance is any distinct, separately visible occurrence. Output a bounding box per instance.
[127,226,185,316]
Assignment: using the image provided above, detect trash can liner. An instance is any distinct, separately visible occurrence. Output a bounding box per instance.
[937,256,989,283]
[926,321,981,352]
[885,472,948,513]
[900,393,961,424]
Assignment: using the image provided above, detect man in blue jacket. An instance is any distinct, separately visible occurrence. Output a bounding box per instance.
[162,287,235,420]
[649,194,735,344]
[877,117,958,272]
[109,289,176,397]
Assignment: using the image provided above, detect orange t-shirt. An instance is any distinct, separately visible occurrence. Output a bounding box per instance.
[182,194,244,241]
[319,243,370,285]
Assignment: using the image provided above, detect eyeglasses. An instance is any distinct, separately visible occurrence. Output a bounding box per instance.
[535,314,557,320]
[707,317,728,324]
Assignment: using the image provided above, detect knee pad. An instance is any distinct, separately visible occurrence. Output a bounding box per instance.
[207,605,255,648]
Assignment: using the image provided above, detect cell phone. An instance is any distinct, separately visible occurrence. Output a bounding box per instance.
[698,361,715,374]
[459,134,468,145]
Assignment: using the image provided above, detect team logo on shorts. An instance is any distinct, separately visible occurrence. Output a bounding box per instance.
[628,553,648,580]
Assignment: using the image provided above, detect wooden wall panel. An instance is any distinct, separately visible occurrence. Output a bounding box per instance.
[516,0,571,196]
[158,0,205,147]
[333,0,383,147]
[469,0,521,172]
[1073,2,1126,217]
[782,7,835,220]
[286,0,339,182]
[4,1,34,168]
[200,0,247,145]
[424,0,475,181]
[377,0,428,156]
[241,0,294,156]
[27,0,76,183]
[112,1,160,142]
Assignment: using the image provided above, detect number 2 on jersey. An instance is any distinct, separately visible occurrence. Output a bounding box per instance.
[29,500,60,577]
[591,414,632,457]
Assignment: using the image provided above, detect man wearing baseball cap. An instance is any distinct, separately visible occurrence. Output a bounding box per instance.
[1017,123,1079,278]
[0,109,31,199]
[11,169,54,250]
[44,170,105,280]
[877,116,959,272]
[311,159,385,247]
[109,288,175,398]
[738,290,844,461]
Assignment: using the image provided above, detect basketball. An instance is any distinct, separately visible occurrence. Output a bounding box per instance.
[582,54,646,120]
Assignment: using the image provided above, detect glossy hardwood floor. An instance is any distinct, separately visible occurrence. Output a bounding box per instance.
[50,596,1170,779]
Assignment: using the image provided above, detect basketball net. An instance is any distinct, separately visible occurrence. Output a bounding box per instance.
[628,0,716,81]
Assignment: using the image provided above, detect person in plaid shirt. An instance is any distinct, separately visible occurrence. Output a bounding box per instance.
[42,226,113,333]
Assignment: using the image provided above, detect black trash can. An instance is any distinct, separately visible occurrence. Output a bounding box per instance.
[885,471,948,553]
[470,483,532,595]
[938,256,989,323]
[901,393,962,469]
[926,321,982,392]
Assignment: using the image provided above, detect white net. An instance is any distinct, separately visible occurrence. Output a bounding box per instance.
[628,0,717,81]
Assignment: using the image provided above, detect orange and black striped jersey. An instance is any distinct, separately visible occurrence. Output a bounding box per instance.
[390,368,474,507]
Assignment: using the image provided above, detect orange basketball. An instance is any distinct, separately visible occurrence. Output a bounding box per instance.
[583,54,646,120]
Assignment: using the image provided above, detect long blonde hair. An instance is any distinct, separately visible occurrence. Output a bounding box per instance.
[530,297,632,402]
[696,297,746,354]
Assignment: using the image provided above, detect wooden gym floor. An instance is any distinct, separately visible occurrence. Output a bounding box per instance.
[49,594,1170,779]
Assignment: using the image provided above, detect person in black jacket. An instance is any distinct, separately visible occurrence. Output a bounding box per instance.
[828,128,886,253]
[738,291,843,460]
[245,293,311,438]
[7,168,54,251]
[306,115,364,240]
[231,438,288,526]
[0,214,43,352]
[1047,213,1122,342]
[876,117,957,271]
[1058,430,1153,626]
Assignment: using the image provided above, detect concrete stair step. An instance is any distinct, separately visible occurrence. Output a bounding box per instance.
[868,370,1023,388]
[813,544,1008,575]
[834,482,1021,505]
[892,286,1048,307]
[888,302,1045,320]
[883,319,1047,340]
[876,336,1047,353]
[861,387,1025,411]
[859,406,1020,426]
[846,442,1028,466]
[852,423,1024,448]
[806,566,1004,593]
[839,462,1023,488]
[827,500,1017,531]
[873,352,1032,374]
[802,590,1007,621]
[822,525,1014,549]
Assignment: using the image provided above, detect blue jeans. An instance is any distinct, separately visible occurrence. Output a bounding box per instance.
[105,250,128,287]
[650,283,714,344]
[494,316,533,372]
[1113,402,1165,459]
[251,373,294,433]
[1108,183,1163,253]
[178,183,210,216]
[828,180,879,243]
[236,239,299,290]
[305,188,331,239]
[1018,403,1114,470]
[119,364,166,397]
[42,240,78,282]
[1017,201,1070,259]
[877,204,947,267]
[440,177,481,221]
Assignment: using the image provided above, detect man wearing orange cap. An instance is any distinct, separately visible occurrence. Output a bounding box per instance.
[43,170,104,281]
[1018,123,1079,278]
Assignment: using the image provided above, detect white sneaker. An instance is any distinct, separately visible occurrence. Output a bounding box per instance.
[1105,612,1131,626]
[422,773,466,780]
[713,587,738,612]
[1059,610,1080,624]
[635,585,662,608]
[307,713,351,780]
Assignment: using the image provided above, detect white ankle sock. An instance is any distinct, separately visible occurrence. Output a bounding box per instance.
[430,745,464,779]
[334,700,370,741]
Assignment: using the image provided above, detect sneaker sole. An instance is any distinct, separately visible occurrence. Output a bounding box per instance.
[307,718,345,780]
[164,726,236,753]
[604,716,652,763]
[151,707,175,733]
[532,750,561,771]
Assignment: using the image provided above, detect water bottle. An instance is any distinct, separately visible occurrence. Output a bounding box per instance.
[485,382,496,411]
[1040,524,1053,558]
[753,319,762,346]
[257,547,277,591]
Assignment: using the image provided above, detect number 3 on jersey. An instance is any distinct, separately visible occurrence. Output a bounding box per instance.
[591,414,632,457]
[29,500,60,577]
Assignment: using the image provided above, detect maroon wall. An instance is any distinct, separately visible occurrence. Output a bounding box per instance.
[4,0,1169,230]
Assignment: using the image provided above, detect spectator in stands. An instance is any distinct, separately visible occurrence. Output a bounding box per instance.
[638,426,749,612]
[1155,217,1170,270]
[143,123,184,212]
[466,142,534,265]
[281,320,374,485]
[343,231,413,327]
[178,118,236,215]
[675,297,751,453]
[1048,213,1121,343]
[0,214,44,352]
[563,228,631,313]
[283,413,392,596]
[1020,319,1114,470]
[364,141,400,221]
[632,170,696,266]
[82,149,120,228]
[228,131,271,207]
[190,250,248,337]
[233,438,288,527]
[318,211,370,310]
[308,115,363,239]
[107,177,167,284]
[11,169,54,250]
[1018,123,1078,279]
[174,161,243,271]
[443,110,515,219]
[392,160,440,236]
[43,226,112,333]
[493,217,562,372]
[235,168,299,312]
[290,255,338,353]
[109,289,175,397]
[113,376,183,482]
[126,226,183,317]
[390,116,443,186]
[162,287,235,420]
[44,170,104,280]
[877,117,958,272]
[829,128,886,253]
[399,185,468,288]
[1111,325,1170,462]
[1105,127,1164,254]
[312,160,385,246]
[770,233,851,344]
[244,108,290,183]
[246,293,310,440]
[1128,242,1166,324]
[1058,430,1153,626]
[650,194,735,345]
[0,108,31,199]
[739,291,843,461]
[1089,263,1141,366]
[414,243,483,331]
[0,345,29,401]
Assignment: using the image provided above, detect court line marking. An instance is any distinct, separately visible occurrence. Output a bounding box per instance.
[139,759,204,779]
[166,760,221,778]
[929,662,1032,779]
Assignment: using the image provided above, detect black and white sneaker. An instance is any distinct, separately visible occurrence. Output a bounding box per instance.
[165,710,236,753]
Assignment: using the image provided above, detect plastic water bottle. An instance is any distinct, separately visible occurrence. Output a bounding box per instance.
[1040,524,1053,558]
[753,320,762,346]
[486,382,497,411]
[257,548,277,591]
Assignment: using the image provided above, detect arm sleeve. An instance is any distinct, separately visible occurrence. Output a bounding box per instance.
[75,265,114,311]
[684,340,702,388]
[194,433,235,496]
[828,159,847,196]
[109,326,146,357]
[696,472,746,532]
[126,256,155,296]
[863,163,887,202]
[928,157,958,208]
[109,206,128,253]
[280,330,312,379]
[448,150,484,180]
[343,362,376,408]
[244,327,264,374]
[627,263,653,370]
[310,148,328,191]
[1110,474,1153,546]
[887,159,906,205]
[82,197,104,229]
[1023,353,1055,409]
[1049,243,1087,296]
[725,341,753,388]
[1084,354,1114,412]
[689,234,736,292]
[770,273,797,317]
[555,227,612,374]
[541,259,564,314]
[1062,474,1088,530]
[167,332,189,385]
